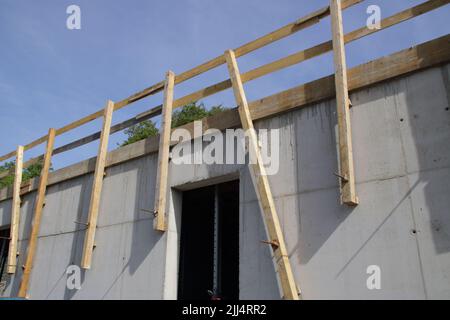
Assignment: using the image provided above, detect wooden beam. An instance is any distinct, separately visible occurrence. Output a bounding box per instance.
[225,49,300,300]
[81,100,114,269]
[153,71,175,232]
[7,145,24,274]
[18,128,55,298]
[13,0,447,161]
[330,0,358,206]
[0,35,448,204]
[346,0,450,42]
[0,1,363,164]
[172,0,450,116]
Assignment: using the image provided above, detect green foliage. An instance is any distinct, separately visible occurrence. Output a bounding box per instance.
[0,161,16,189]
[0,157,45,189]
[121,120,159,146]
[171,102,226,128]
[23,159,45,182]
[119,101,227,147]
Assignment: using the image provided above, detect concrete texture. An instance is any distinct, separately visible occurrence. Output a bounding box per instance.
[1,63,449,299]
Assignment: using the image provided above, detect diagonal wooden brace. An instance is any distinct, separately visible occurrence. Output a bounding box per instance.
[225,49,300,300]
[81,100,114,269]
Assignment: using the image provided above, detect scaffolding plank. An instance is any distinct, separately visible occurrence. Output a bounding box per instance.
[153,71,175,232]
[81,100,114,269]
[330,0,358,205]
[7,145,24,274]
[225,49,299,300]
[18,129,56,298]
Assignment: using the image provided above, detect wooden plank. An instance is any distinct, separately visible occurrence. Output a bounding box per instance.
[81,100,114,269]
[330,0,358,205]
[172,0,449,110]
[153,71,175,232]
[234,0,361,57]
[52,106,163,155]
[6,145,24,274]
[346,0,450,42]
[0,151,16,163]
[18,129,56,298]
[225,49,300,300]
[0,169,11,180]
[0,1,363,163]
[0,156,43,180]
[56,110,104,136]
[0,34,448,204]
[114,81,165,110]
[17,0,448,160]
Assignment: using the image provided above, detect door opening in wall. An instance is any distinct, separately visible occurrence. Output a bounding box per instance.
[178,180,239,300]
[0,227,11,294]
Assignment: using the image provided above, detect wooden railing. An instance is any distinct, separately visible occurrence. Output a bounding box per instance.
[0,0,447,299]
[1,0,447,168]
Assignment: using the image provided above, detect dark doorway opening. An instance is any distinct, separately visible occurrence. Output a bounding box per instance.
[178,180,239,300]
[0,227,11,294]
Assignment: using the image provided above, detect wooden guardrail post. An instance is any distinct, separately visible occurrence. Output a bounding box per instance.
[225,49,300,300]
[18,129,55,298]
[153,71,175,232]
[7,145,24,274]
[81,100,114,269]
[330,0,358,206]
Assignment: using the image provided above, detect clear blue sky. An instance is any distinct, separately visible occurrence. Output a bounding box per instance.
[0,0,449,170]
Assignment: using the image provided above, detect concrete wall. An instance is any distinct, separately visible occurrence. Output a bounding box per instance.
[1,63,449,299]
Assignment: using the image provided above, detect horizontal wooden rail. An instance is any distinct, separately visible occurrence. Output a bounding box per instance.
[0,0,362,163]
[18,128,56,298]
[0,34,448,203]
[81,100,114,269]
[38,0,446,158]
[0,155,43,179]
[172,0,449,109]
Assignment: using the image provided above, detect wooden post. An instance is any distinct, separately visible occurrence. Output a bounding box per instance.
[225,49,300,300]
[18,129,55,298]
[81,100,114,269]
[153,71,175,232]
[7,145,24,274]
[330,0,358,206]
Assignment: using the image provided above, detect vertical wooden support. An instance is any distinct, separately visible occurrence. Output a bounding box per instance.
[225,49,299,300]
[81,100,114,269]
[18,129,55,298]
[153,71,175,232]
[7,145,24,274]
[330,0,358,206]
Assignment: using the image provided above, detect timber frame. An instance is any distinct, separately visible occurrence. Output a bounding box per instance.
[153,71,176,232]
[18,129,56,298]
[330,0,358,205]
[0,0,448,299]
[81,100,114,269]
[225,49,300,299]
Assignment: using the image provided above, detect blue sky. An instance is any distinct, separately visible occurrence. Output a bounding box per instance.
[0,0,449,170]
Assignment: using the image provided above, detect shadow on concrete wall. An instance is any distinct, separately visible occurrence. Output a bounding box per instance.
[6,190,37,296]
[404,62,450,255]
[287,96,356,265]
